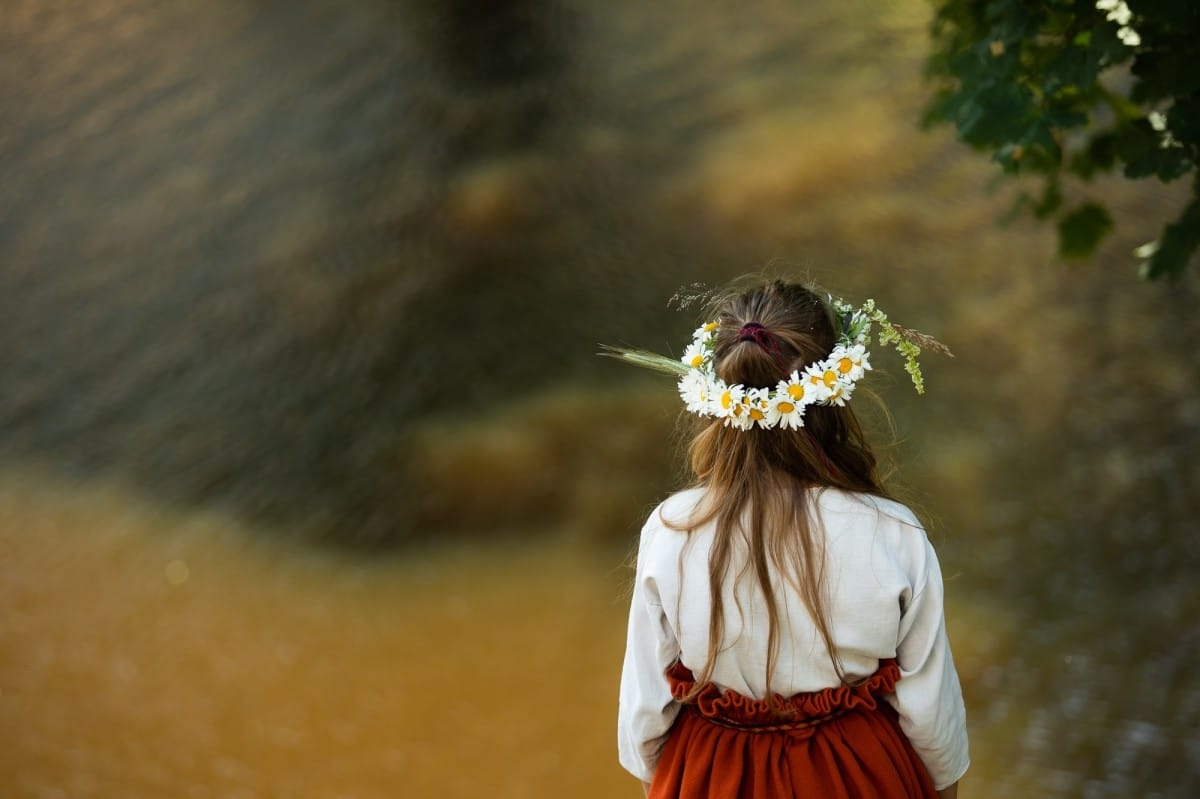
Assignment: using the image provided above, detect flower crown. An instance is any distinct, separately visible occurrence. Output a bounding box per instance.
[606,297,950,431]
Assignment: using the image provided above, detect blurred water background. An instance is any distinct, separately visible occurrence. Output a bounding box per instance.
[2,0,1199,797]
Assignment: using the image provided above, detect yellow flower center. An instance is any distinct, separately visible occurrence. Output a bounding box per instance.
[787,383,804,401]
[721,390,734,409]
[777,401,795,414]
[749,408,765,421]
[838,357,853,374]
[703,321,719,333]
[689,354,705,368]
[822,370,838,388]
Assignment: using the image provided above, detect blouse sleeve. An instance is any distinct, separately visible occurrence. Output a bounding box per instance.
[616,518,682,783]
[888,533,971,790]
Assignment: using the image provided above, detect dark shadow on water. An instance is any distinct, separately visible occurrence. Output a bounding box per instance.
[0,0,737,542]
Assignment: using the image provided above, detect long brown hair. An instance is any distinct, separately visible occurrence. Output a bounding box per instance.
[669,279,892,701]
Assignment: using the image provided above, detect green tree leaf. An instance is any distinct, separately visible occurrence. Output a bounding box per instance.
[1058,203,1114,259]
[1142,188,1200,279]
[925,0,1200,278]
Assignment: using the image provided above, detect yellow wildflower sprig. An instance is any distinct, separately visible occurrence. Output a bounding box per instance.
[857,299,954,395]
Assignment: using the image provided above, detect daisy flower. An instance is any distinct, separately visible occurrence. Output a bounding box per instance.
[743,387,771,428]
[692,321,720,342]
[825,380,855,407]
[678,371,712,414]
[804,363,838,402]
[777,370,810,407]
[726,401,755,430]
[830,344,871,382]
[766,392,807,429]
[714,384,745,420]
[681,341,708,370]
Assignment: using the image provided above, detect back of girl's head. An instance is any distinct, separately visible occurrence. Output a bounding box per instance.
[710,281,834,389]
[688,279,885,495]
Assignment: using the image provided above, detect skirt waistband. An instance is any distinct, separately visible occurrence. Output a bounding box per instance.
[666,658,902,731]
[683,703,851,733]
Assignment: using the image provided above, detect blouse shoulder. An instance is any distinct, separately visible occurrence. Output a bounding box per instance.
[815,488,924,531]
[636,488,705,565]
[645,487,706,532]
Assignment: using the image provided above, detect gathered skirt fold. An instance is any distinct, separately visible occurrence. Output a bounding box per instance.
[649,659,937,799]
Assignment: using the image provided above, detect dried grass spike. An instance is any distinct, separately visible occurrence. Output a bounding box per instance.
[889,324,954,358]
[668,282,715,311]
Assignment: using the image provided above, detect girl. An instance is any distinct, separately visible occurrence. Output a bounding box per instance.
[614,280,968,798]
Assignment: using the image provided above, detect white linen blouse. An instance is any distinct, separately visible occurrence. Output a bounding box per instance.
[617,486,970,790]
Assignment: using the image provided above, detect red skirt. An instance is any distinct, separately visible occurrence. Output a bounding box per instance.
[648,659,937,799]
